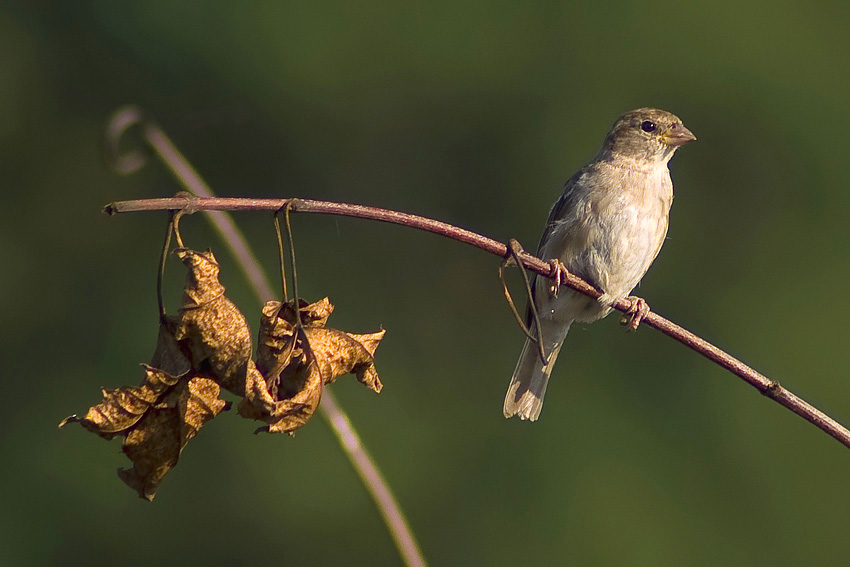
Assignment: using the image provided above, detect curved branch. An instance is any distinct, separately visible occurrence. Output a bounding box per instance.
[105,195,850,450]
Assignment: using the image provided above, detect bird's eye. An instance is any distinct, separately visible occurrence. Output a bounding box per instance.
[640,120,657,133]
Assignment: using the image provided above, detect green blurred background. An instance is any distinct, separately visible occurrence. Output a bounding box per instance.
[4,1,850,565]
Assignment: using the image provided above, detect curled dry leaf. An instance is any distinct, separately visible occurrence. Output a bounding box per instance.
[118,375,228,501]
[59,365,180,439]
[277,296,334,328]
[60,317,229,500]
[240,299,384,434]
[150,317,191,376]
[238,364,323,434]
[254,300,310,399]
[172,248,254,396]
[238,365,278,421]
[305,327,385,393]
[117,405,179,501]
[59,319,196,438]
[179,376,229,446]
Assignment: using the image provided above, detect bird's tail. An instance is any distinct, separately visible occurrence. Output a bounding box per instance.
[503,322,570,421]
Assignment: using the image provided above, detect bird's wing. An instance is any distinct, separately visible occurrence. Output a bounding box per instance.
[537,169,587,254]
[524,168,590,327]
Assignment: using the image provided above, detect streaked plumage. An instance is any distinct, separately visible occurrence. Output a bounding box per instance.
[504,108,695,421]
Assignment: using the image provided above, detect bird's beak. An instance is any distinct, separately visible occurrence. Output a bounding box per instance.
[662,124,696,147]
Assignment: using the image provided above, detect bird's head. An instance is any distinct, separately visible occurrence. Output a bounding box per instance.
[600,107,696,164]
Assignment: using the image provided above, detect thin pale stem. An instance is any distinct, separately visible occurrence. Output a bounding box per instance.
[105,195,850,451]
[320,391,425,567]
[104,107,427,567]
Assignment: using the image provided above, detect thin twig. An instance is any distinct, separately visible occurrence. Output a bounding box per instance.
[104,107,426,567]
[105,195,850,451]
[282,203,301,319]
[498,239,548,365]
[156,213,174,321]
[272,213,289,303]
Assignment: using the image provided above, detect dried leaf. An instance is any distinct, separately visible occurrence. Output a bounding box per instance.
[179,376,229,448]
[117,406,180,501]
[239,300,312,433]
[345,331,384,391]
[61,317,229,500]
[239,357,324,434]
[305,328,385,393]
[116,374,228,501]
[59,365,181,439]
[242,298,385,434]
[59,320,194,437]
[276,296,334,328]
[150,317,190,376]
[242,364,276,416]
[172,248,254,396]
[255,301,308,399]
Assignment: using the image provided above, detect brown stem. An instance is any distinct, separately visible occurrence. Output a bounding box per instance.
[105,195,850,450]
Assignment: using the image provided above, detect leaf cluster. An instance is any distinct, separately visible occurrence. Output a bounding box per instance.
[61,248,385,500]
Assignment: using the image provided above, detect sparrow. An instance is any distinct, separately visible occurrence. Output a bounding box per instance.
[504,108,695,421]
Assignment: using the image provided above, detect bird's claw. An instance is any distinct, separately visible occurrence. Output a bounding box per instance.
[621,296,650,331]
[548,259,569,297]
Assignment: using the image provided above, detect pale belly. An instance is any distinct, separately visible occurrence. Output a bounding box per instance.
[537,188,670,324]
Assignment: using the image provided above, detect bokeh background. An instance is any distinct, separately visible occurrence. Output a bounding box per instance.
[3,2,850,565]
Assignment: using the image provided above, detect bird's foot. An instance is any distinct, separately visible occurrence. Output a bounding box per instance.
[620,295,650,331]
[548,259,569,297]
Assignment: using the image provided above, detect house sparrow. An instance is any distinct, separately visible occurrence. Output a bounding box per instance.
[504,108,695,421]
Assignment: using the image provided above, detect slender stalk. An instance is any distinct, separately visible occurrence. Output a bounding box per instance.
[105,195,850,451]
[319,392,424,566]
[273,213,289,302]
[104,107,426,567]
[156,214,174,321]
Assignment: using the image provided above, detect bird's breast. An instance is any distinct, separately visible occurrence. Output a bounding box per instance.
[550,165,672,301]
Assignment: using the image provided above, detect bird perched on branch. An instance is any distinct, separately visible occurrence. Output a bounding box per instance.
[504,108,695,421]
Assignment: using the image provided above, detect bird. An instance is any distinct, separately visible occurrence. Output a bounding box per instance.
[504,107,695,421]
